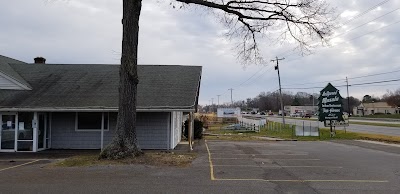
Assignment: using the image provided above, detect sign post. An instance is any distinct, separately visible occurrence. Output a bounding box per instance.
[318,83,344,137]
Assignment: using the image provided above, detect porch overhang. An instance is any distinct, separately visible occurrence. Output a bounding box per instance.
[0,107,196,112]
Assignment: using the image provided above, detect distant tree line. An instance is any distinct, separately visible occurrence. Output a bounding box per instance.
[200,88,400,116]
[201,91,361,113]
[200,88,400,113]
[382,89,400,107]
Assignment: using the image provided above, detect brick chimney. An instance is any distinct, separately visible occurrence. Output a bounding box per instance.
[34,57,46,64]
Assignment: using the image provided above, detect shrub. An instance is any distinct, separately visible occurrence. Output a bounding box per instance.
[184,119,204,139]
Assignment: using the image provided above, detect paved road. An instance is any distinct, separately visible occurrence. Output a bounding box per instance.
[268,117,400,137]
[350,118,400,124]
[0,140,399,193]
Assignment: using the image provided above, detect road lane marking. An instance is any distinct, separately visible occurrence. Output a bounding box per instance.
[0,160,40,172]
[355,140,400,148]
[212,165,343,168]
[205,140,215,180]
[213,178,388,183]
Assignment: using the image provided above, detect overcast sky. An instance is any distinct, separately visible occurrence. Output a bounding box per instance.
[1,0,400,105]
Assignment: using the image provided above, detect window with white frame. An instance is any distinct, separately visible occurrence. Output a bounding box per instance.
[75,112,109,131]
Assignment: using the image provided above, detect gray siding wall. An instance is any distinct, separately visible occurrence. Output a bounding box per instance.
[50,112,170,149]
[136,112,170,149]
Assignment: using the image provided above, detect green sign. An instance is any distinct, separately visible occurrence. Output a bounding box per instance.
[318,83,344,122]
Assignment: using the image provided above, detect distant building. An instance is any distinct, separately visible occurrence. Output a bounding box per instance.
[353,102,399,116]
[284,106,318,115]
[217,108,241,118]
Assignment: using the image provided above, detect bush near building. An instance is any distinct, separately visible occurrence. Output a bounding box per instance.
[184,119,204,139]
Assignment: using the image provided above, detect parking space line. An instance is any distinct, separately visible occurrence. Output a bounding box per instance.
[0,159,44,162]
[213,178,388,183]
[205,140,215,180]
[212,158,320,161]
[209,153,308,156]
[212,165,343,168]
[0,159,40,172]
[205,141,388,183]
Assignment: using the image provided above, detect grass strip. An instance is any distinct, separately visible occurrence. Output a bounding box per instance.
[53,152,197,167]
[205,123,400,144]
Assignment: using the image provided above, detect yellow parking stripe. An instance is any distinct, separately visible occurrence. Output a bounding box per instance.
[205,140,215,180]
[0,160,40,172]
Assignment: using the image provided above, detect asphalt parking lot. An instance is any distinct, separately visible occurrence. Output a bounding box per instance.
[205,140,400,193]
[0,140,399,193]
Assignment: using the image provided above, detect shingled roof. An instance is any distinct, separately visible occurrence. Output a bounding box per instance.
[0,63,202,111]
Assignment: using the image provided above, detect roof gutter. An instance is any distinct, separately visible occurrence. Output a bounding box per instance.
[0,107,195,112]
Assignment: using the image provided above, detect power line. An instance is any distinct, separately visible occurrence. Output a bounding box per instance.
[235,64,272,88]
[348,19,400,41]
[331,7,400,40]
[282,7,400,60]
[283,68,400,87]
[213,1,397,101]
[282,78,346,87]
[350,78,400,86]
[282,78,400,90]
[216,63,271,96]
[340,0,391,26]
[276,0,392,58]
[349,69,400,80]
[280,18,400,86]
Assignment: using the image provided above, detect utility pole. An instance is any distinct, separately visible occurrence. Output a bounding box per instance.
[211,98,214,113]
[346,77,350,115]
[272,56,285,126]
[228,88,234,106]
[217,95,220,107]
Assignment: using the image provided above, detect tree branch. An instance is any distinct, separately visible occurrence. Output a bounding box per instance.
[175,0,335,64]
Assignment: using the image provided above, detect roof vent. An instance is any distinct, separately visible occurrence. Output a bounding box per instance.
[34,57,46,64]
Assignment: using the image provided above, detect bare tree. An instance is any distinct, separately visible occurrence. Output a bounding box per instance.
[382,89,400,108]
[100,0,335,159]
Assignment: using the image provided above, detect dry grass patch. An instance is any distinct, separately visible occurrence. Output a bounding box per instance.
[53,152,197,168]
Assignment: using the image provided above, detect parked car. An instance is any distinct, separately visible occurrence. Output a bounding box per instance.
[290,113,301,117]
[302,113,311,118]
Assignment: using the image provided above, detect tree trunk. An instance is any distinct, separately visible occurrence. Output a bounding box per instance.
[100,0,142,159]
